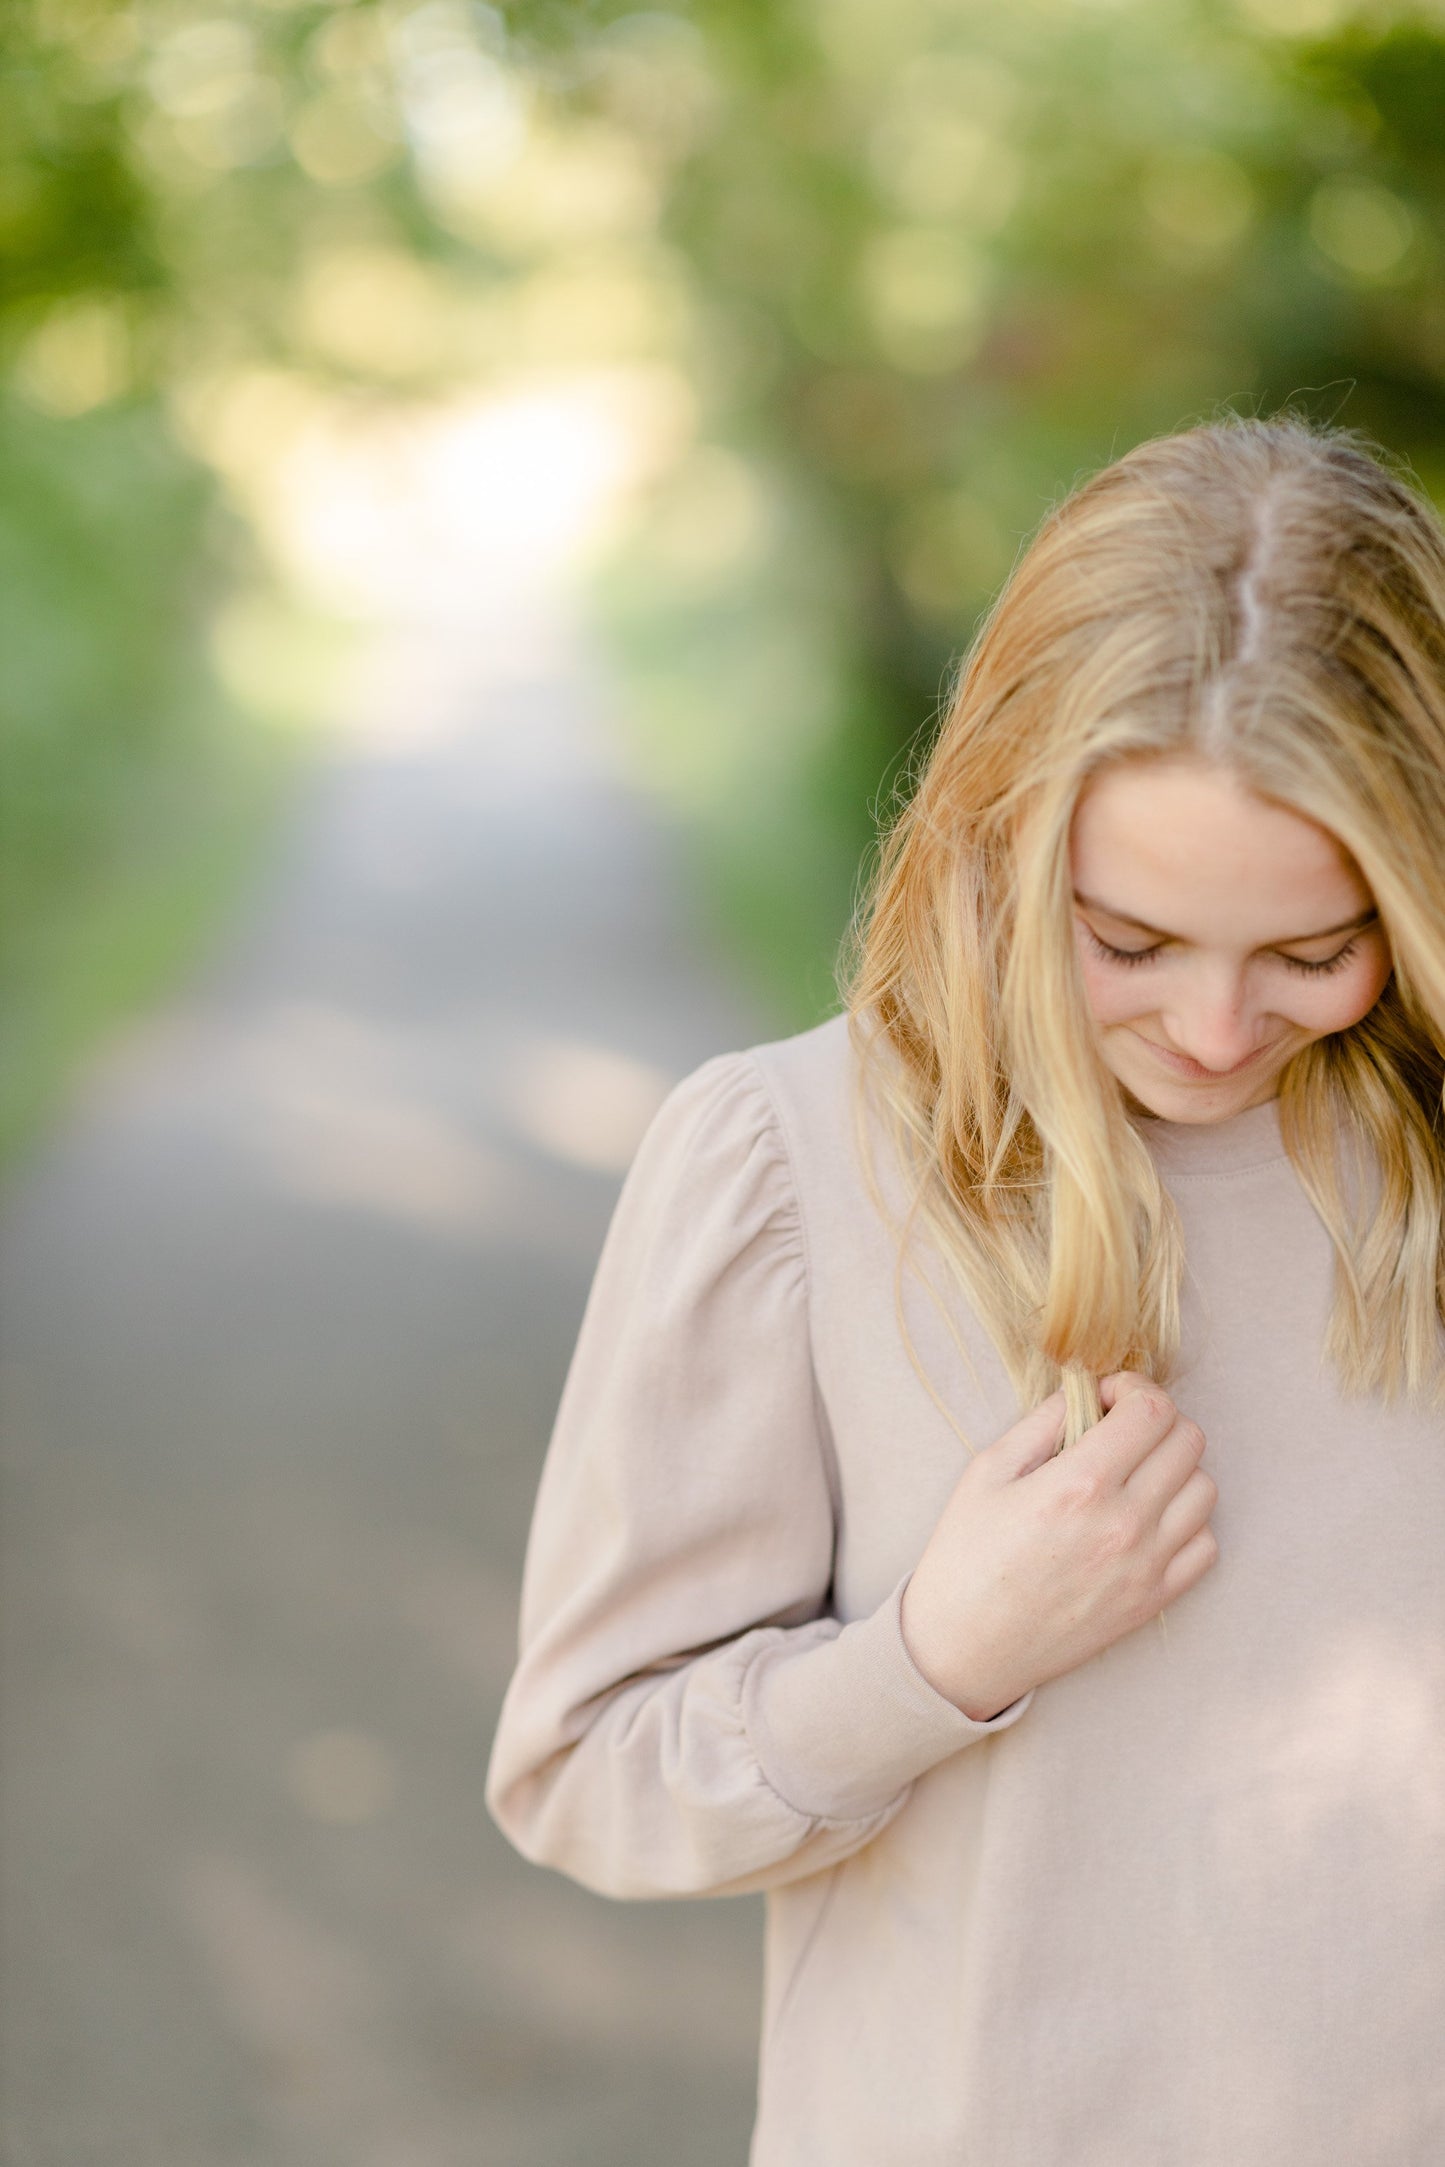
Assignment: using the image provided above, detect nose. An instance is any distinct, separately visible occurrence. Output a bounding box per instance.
[1159,970,1261,1072]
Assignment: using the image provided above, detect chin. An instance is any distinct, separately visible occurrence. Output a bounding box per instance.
[1125,1086,1260,1125]
[1111,1048,1289,1123]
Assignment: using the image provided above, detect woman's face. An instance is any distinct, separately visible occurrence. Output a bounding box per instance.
[1069,757,1393,1124]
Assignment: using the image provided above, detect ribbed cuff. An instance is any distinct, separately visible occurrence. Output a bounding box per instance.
[740,1574,1033,1824]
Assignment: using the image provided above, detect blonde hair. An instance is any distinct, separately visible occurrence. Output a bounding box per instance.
[843,411,1445,1447]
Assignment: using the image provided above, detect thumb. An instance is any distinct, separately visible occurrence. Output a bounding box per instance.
[981,1390,1067,1483]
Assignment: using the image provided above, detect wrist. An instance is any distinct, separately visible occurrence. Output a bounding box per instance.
[956,1687,1016,1723]
[900,1575,1019,1723]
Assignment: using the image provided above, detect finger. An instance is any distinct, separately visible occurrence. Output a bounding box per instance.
[1123,1415,1207,1511]
[1099,1369,1159,1413]
[1158,1521,1219,1605]
[1154,1465,1217,1556]
[982,1391,1067,1483]
[1067,1377,1178,1485]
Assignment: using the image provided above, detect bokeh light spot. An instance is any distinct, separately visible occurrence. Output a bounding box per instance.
[860,228,988,376]
[1309,176,1416,284]
[1142,149,1255,264]
[14,298,133,416]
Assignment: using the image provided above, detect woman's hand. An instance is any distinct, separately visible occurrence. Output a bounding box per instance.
[900,1373,1218,1721]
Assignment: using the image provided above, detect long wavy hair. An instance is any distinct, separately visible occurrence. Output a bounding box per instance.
[842,412,1445,1447]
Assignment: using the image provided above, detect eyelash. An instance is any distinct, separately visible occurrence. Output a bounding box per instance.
[1082,928,1361,978]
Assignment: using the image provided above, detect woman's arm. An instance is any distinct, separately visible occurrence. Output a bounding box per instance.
[485,1052,1029,1901]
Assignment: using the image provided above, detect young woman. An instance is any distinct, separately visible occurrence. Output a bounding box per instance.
[487,414,1445,2165]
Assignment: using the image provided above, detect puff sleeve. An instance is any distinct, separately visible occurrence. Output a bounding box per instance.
[485,1050,1029,1900]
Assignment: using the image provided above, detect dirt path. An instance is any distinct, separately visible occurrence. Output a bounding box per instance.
[0,556,771,2164]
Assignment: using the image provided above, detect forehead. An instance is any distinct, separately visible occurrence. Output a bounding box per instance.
[1069,759,1372,935]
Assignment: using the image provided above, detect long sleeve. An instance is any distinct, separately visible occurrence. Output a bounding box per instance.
[485,1050,1030,1900]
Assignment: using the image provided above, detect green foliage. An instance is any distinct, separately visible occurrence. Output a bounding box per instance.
[0,381,296,1162]
[8,0,1445,1127]
[0,0,506,1166]
[0,396,219,913]
[579,0,1445,1022]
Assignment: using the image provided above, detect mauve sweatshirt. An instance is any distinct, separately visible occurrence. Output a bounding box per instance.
[486,1010,1445,2166]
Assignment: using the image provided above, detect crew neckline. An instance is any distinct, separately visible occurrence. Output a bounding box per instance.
[1133,1092,1288,1175]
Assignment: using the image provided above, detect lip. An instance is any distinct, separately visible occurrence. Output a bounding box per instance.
[1131,1033,1272,1081]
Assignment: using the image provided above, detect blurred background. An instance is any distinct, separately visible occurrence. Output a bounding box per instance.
[3,0,1445,2160]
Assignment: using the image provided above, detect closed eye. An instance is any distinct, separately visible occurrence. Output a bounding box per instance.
[1081,925,1362,976]
[1082,927,1162,967]
[1279,939,1359,977]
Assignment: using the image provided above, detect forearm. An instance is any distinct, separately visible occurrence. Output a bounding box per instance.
[487,1580,1032,1900]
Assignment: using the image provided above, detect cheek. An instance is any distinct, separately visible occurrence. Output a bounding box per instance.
[1286,946,1393,1035]
[1076,948,1153,1025]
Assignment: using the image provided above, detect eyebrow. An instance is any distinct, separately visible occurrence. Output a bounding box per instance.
[1073,895,1380,946]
